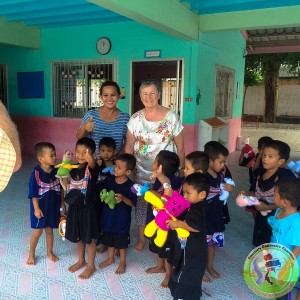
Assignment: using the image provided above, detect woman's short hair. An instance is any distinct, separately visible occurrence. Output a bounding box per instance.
[139,80,161,94]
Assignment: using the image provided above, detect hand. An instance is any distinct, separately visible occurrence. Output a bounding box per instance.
[115,193,124,203]
[223,183,234,193]
[84,116,94,133]
[166,219,177,230]
[34,208,44,219]
[163,184,173,197]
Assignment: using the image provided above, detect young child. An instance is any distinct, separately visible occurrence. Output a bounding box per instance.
[145,150,183,288]
[65,137,100,279]
[204,141,234,282]
[268,177,300,300]
[248,140,295,247]
[98,153,137,275]
[167,172,210,300]
[27,142,64,265]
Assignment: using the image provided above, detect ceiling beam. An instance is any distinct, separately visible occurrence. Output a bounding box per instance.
[199,5,300,32]
[0,17,40,48]
[88,0,198,40]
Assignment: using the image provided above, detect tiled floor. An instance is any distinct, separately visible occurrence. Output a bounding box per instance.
[0,126,299,300]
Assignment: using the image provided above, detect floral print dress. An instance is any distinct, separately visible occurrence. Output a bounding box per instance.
[127,109,183,226]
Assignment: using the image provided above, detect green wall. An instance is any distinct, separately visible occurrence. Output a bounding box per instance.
[0,21,245,124]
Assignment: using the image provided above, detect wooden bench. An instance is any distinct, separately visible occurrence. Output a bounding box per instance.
[241,115,260,128]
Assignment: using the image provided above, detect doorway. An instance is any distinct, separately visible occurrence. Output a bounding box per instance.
[131,60,183,115]
[0,65,7,106]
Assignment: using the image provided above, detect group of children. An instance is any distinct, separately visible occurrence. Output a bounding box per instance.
[27,134,300,299]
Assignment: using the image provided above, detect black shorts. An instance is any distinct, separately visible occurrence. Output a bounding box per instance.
[101,232,130,249]
[148,239,171,259]
[168,276,202,300]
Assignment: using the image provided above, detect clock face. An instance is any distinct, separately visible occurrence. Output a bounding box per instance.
[96,37,111,55]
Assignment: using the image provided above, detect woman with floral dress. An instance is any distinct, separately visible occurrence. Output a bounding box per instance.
[125,80,185,252]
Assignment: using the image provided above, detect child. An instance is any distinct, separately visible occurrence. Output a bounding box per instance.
[167,172,210,300]
[249,140,295,247]
[27,142,64,265]
[65,137,100,279]
[146,150,183,288]
[204,141,234,282]
[98,153,137,275]
[268,177,300,300]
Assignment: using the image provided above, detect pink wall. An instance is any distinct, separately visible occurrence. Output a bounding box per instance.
[228,117,242,153]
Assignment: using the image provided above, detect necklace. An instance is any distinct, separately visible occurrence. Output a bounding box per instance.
[99,108,119,122]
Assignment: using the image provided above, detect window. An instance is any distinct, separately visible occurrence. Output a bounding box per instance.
[52,59,116,118]
[215,65,234,118]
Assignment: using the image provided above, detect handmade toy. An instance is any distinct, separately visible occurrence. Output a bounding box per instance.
[236,193,271,216]
[100,189,118,209]
[58,216,67,241]
[144,190,190,248]
[219,178,235,204]
[131,182,150,196]
[243,144,255,158]
[55,150,78,178]
[287,160,300,177]
[102,165,114,175]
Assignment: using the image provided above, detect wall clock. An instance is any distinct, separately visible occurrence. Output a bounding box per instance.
[96,37,111,55]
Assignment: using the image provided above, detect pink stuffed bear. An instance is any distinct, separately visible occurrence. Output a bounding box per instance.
[144,190,190,247]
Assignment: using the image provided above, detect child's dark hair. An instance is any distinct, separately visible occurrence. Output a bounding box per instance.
[100,80,121,95]
[76,137,96,154]
[115,153,136,171]
[34,142,55,157]
[183,173,210,196]
[258,136,273,150]
[186,151,209,173]
[275,177,300,207]
[99,137,116,150]
[264,140,290,161]
[156,150,179,177]
[204,141,229,161]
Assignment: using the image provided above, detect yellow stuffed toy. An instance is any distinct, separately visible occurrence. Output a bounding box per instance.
[144,190,190,248]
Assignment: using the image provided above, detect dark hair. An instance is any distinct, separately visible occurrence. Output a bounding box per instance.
[115,153,136,171]
[258,136,273,150]
[185,151,209,173]
[182,173,210,196]
[156,150,180,177]
[100,80,121,95]
[264,140,290,161]
[76,137,96,154]
[99,137,116,150]
[275,177,300,207]
[139,80,162,94]
[34,142,55,157]
[204,141,229,161]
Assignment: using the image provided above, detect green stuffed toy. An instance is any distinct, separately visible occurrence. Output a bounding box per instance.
[100,189,118,209]
[55,150,78,178]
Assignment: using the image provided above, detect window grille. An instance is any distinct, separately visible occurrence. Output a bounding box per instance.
[52,59,116,118]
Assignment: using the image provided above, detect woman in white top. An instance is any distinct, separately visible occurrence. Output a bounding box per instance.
[125,80,185,252]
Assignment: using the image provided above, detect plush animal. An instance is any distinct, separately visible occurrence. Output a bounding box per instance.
[219,178,235,204]
[243,144,255,158]
[58,216,67,241]
[236,193,271,216]
[131,182,150,196]
[144,190,190,248]
[100,189,118,209]
[55,150,78,178]
[287,160,300,177]
[102,165,115,175]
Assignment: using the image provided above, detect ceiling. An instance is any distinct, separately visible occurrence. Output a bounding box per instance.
[2,0,300,53]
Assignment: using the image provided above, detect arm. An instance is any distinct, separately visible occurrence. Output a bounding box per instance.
[255,202,277,211]
[0,102,22,172]
[166,219,199,233]
[124,129,135,154]
[173,132,185,172]
[76,116,94,139]
[238,147,246,165]
[253,151,263,170]
[32,197,44,218]
[115,193,133,207]
[292,246,300,260]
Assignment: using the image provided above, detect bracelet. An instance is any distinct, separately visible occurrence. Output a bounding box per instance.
[178,166,184,170]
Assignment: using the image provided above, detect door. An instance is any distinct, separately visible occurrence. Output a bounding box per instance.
[0,65,7,106]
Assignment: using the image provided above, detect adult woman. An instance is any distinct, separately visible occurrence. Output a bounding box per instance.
[125,80,185,252]
[76,81,129,154]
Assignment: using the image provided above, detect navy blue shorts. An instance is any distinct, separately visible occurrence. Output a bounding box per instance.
[101,232,130,249]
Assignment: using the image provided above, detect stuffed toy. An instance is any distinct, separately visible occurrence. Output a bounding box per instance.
[100,189,118,209]
[219,178,235,204]
[243,144,255,158]
[131,182,150,196]
[102,165,115,174]
[58,216,67,241]
[236,193,271,216]
[144,190,190,248]
[287,160,300,177]
[55,150,78,178]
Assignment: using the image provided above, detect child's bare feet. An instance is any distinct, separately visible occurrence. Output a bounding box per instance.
[134,241,145,252]
[202,274,211,283]
[47,252,59,262]
[99,258,114,269]
[160,276,170,288]
[96,244,107,254]
[115,263,126,275]
[207,267,220,279]
[27,255,36,266]
[68,261,86,273]
[146,266,166,274]
[78,266,96,279]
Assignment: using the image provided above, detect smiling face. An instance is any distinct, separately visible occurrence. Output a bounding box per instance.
[100,85,120,109]
[140,84,160,109]
[75,145,88,165]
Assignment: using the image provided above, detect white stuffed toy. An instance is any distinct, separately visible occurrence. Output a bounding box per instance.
[219,178,235,204]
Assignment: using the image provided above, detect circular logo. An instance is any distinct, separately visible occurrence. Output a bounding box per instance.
[244,243,299,299]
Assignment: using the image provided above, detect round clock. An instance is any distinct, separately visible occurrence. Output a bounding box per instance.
[96,37,111,55]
